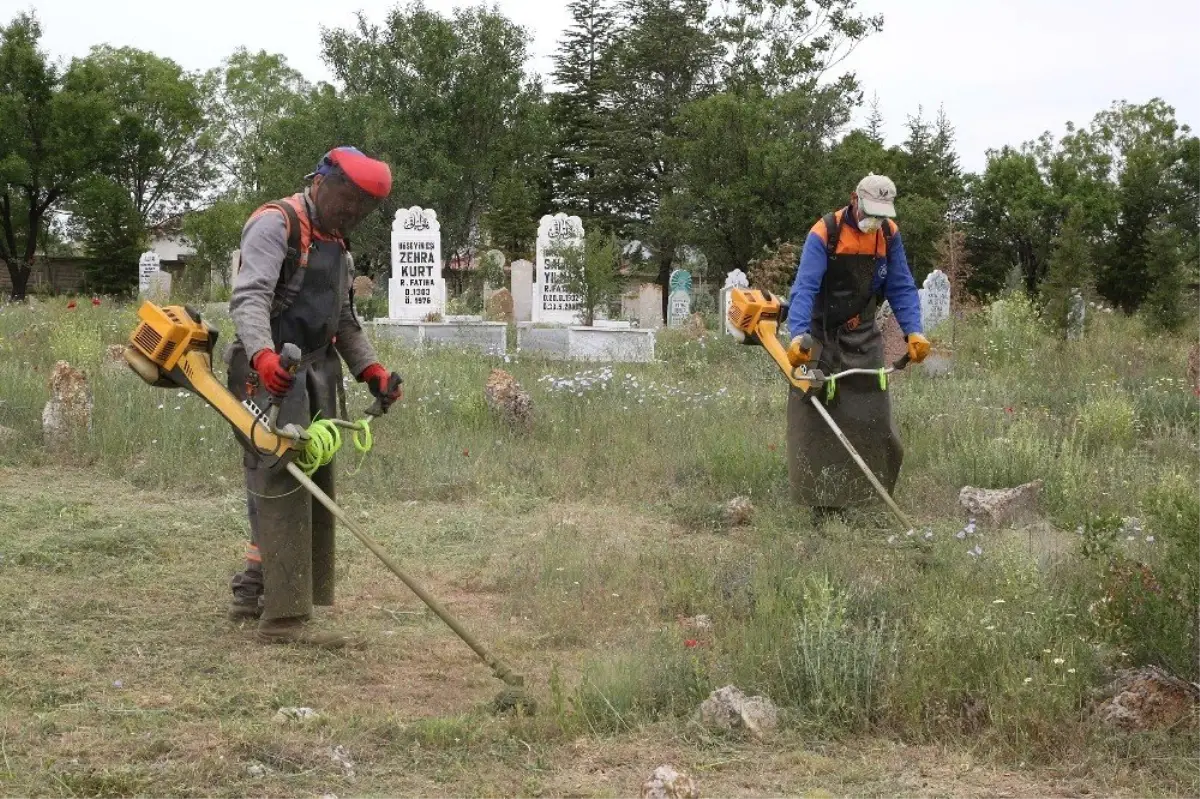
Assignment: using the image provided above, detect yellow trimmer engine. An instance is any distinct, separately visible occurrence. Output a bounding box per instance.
[124,301,300,459]
[726,287,817,393]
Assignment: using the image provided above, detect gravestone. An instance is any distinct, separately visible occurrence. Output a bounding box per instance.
[388,207,445,320]
[1067,288,1086,341]
[721,268,750,335]
[229,249,241,281]
[534,213,585,324]
[484,288,515,322]
[511,259,534,322]
[138,251,162,297]
[42,361,92,449]
[667,269,693,328]
[637,283,663,330]
[919,269,951,332]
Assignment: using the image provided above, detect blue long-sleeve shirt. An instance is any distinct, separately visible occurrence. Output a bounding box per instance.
[786,212,923,339]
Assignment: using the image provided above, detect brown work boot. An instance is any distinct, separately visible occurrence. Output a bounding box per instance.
[256,617,365,650]
[228,595,263,621]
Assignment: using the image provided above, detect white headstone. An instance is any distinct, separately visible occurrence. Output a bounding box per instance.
[511,259,534,322]
[637,283,663,330]
[919,269,951,332]
[667,269,693,328]
[720,268,750,336]
[138,251,162,296]
[1067,288,1086,341]
[388,207,445,321]
[534,213,585,325]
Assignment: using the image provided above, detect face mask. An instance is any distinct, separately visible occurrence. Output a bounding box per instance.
[858,215,883,234]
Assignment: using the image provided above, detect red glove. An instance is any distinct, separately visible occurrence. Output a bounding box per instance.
[360,363,402,409]
[252,349,295,398]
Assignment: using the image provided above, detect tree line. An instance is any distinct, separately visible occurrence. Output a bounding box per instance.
[1,2,1195,329]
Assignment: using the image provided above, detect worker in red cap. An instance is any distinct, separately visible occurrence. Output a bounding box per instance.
[225,146,402,648]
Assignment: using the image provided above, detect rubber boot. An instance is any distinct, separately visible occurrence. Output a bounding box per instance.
[256,616,364,650]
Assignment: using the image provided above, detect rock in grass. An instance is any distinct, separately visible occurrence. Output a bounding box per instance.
[42,361,92,449]
[274,706,320,725]
[723,496,754,527]
[640,765,699,799]
[1097,666,1199,731]
[484,368,533,432]
[698,685,779,739]
[958,480,1043,527]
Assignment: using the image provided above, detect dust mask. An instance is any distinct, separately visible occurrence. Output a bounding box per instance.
[858,215,883,234]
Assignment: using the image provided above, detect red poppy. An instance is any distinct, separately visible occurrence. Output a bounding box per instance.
[1005,407,1014,414]
[91,297,101,307]
[66,300,77,309]
[684,639,699,648]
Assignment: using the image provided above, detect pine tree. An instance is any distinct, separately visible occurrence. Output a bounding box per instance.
[1143,223,1187,332]
[551,0,620,227]
[1041,204,1093,335]
[865,92,885,144]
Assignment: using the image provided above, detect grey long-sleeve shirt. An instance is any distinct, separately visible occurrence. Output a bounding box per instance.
[229,205,379,379]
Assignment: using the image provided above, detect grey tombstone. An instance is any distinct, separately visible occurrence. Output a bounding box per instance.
[1067,288,1086,341]
[637,283,663,330]
[511,259,534,322]
[229,249,241,282]
[388,207,445,320]
[138,251,162,297]
[919,269,951,332]
[666,269,693,328]
[720,268,750,336]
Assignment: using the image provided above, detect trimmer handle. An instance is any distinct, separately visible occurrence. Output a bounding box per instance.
[366,372,403,417]
[892,353,911,370]
[278,343,302,376]
[267,342,302,430]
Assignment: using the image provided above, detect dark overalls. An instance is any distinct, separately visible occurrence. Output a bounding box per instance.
[787,208,904,510]
[226,196,355,622]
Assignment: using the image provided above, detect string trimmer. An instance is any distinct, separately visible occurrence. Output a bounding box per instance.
[726,287,915,531]
[122,301,534,713]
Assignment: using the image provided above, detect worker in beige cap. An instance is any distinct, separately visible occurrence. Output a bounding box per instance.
[784,173,930,518]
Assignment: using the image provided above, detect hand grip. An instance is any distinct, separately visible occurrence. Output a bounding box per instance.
[278,343,302,375]
[366,372,403,417]
[892,352,911,370]
[787,333,816,367]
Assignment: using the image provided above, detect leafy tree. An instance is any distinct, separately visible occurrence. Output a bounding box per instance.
[645,0,881,303]
[70,176,145,294]
[182,196,256,285]
[672,85,848,279]
[320,2,543,279]
[0,12,112,299]
[963,145,1055,297]
[68,46,215,227]
[206,49,310,198]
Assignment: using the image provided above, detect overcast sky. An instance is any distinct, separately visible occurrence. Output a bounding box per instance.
[23,0,1199,173]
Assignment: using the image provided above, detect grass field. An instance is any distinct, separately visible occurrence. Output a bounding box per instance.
[0,294,1196,797]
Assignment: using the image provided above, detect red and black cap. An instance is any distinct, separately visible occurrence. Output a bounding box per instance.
[306,146,392,199]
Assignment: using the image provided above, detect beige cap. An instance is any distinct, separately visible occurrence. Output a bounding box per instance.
[856,173,898,218]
